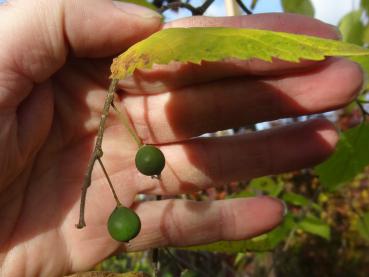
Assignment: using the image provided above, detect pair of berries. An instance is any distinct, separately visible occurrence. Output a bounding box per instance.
[107,145,165,242]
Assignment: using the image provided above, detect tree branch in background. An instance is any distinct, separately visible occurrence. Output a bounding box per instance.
[158,0,215,15]
[235,0,253,14]
[356,99,369,122]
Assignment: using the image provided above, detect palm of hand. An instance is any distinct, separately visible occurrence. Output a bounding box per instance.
[1,58,142,274]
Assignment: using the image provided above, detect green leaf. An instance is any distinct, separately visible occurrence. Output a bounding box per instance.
[181,214,294,253]
[297,215,330,240]
[281,0,314,17]
[283,192,322,211]
[356,212,369,241]
[228,189,256,199]
[351,55,369,74]
[110,27,369,80]
[315,123,369,191]
[117,0,157,10]
[361,0,369,14]
[249,177,284,197]
[350,56,369,90]
[283,192,309,206]
[338,10,365,45]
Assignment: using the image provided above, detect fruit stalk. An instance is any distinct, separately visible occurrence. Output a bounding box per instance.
[97,157,122,207]
[111,102,143,147]
[76,79,119,229]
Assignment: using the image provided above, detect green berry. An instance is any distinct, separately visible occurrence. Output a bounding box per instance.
[107,206,141,242]
[135,145,165,176]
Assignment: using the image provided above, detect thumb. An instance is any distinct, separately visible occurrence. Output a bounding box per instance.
[0,0,162,83]
[0,0,161,185]
[65,0,162,57]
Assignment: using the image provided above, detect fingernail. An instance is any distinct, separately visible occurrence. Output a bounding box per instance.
[280,199,288,216]
[328,24,342,40]
[113,1,162,19]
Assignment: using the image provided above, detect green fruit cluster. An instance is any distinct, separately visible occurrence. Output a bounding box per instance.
[107,144,165,242]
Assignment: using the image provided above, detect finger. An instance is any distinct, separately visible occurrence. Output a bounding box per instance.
[120,58,361,143]
[124,197,285,251]
[102,119,337,194]
[118,13,341,94]
[0,0,161,85]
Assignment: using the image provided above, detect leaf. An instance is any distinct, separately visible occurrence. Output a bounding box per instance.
[362,0,369,14]
[338,10,365,45]
[351,55,369,74]
[117,0,157,10]
[110,27,369,80]
[297,215,330,240]
[181,214,294,253]
[283,192,309,206]
[281,0,314,17]
[350,56,369,90]
[283,192,322,211]
[356,212,369,241]
[228,189,256,199]
[315,123,369,191]
[249,177,284,197]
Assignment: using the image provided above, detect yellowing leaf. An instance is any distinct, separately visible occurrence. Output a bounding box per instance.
[110,27,369,80]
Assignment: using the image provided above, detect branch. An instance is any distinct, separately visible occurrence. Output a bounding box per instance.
[283,186,322,251]
[158,0,215,15]
[76,79,118,229]
[235,0,253,14]
[158,2,197,14]
[356,99,369,122]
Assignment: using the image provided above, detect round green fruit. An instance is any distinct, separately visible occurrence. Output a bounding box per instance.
[107,206,141,242]
[135,145,165,176]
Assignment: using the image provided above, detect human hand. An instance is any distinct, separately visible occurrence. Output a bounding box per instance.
[0,1,362,276]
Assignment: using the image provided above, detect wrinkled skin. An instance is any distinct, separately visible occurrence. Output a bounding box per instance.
[0,0,363,276]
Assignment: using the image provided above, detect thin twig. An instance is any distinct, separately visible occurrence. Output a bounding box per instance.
[235,0,253,14]
[97,157,122,207]
[356,99,369,122]
[152,195,163,275]
[282,186,322,251]
[76,79,118,229]
[357,99,369,104]
[197,0,215,14]
[158,2,197,14]
[111,101,143,147]
[250,0,258,9]
[163,249,209,276]
[267,186,323,276]
[158,0,214,15]
[152,247,160,277]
